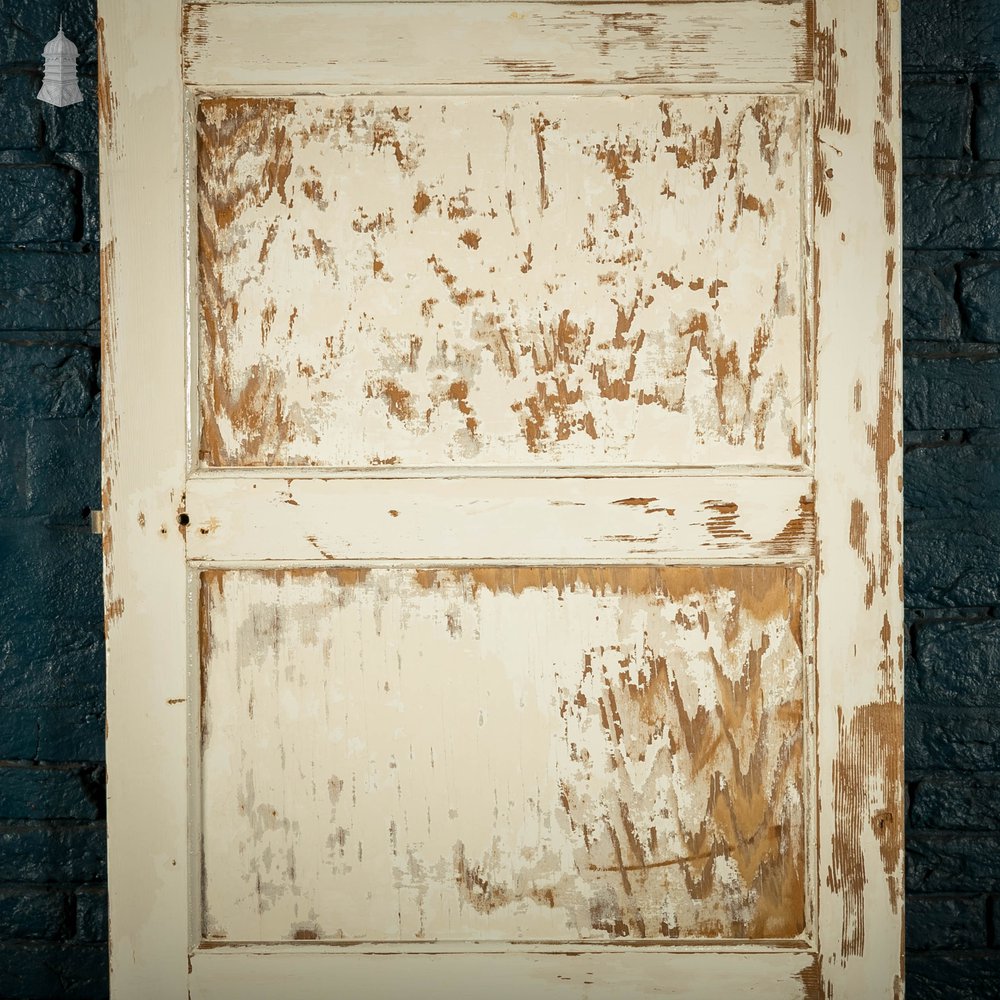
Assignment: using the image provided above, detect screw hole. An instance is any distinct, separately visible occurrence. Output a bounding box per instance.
[177,513,190,526]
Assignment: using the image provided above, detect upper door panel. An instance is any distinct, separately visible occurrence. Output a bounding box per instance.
[197,93,807,468]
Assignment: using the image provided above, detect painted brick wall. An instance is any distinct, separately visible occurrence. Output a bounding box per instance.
[0,1,107,998]
[903,1,1000,996]
[0,1,998,998]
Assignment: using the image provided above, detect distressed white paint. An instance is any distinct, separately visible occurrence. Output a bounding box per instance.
[99,1,191,997]
[200,566,805,942]
[198,94,805,469]
[102,1,902,998]
[182,1,812,87]
[813,1,905,997]
[184,476,815,562]
[189,948,821,1000]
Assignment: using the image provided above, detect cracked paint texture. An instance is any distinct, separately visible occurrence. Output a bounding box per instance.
[197,95,805,468]
[199,566,806,942]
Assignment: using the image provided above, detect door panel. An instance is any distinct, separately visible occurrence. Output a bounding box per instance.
[100,2,903,997]
[197,94,805,468]
[200,565,806,943]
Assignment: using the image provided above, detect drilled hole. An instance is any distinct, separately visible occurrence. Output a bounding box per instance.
[177,513,190,526]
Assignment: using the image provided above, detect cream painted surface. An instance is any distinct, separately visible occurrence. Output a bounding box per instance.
[201,566,805,942]
[198,94,804,469]
[102,1,902,998]
[812,1,905,996]
[189,949,822,999]
[184,475,815,562]
[182,1,812,88]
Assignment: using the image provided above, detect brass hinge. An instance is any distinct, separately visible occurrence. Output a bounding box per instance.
[90,509,105,535]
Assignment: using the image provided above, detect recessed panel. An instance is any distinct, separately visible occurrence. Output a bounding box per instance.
[199,566,806,942]
[197,95,805,468]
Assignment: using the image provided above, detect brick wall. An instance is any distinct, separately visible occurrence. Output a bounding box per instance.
[0,1,107,998]
[0,0,998,997]
[903,1,1000,997]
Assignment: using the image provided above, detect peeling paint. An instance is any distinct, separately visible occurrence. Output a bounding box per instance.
[196,96,805,468]
[200,566,807,942]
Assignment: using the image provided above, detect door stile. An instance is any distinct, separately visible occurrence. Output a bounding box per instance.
[100,1,192,997]
[812,1,904,996]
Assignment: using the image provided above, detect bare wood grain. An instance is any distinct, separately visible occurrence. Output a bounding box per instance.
[184,475,814,562]
[812,1,903,996]
[199,565,806,942]
[197,95,806,469]
[182,2,811,87]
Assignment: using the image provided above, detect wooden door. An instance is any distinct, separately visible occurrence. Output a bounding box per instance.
[99,2,903,997]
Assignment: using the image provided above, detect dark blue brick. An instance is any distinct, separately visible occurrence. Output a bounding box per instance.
[0,251,99,332]
[907,707,1000,771]
[0,528,103,625]
[0,73,44,151]
[913,619,1000,704]
[906,895,988,950]
[44,76,97,157]
[0,890,68,941]
[906,442,1000,515]
[32,707,104,764]
[0,706,105,764]
[903,0,1000,73]
[0,942,108,1000]
[0,166,77,244]
[0,620,104,707]
[976,81,1000,161]
[912,775,1000,830]
[54,152,98,246]
[905,173,1000,250]
[81,168,98,245]
[0,420,29,515]
[25,416,100,516]
[74,889,105,943]
[0,767,102,822]
[903,80,970,159]
[0,825,105,884]
[960,260,1000,342]
[906,953,1000,1000]
[0,0,97,65]
[908,833,1000,892]
[904,254,962,341]
[906,516,1000,608]
[0,343,96,419]
[905,357,1000,430]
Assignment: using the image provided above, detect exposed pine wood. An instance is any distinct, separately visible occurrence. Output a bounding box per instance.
[197,94,806,469]
[812,1,904,997]
[200,565,806,942]
[182,2,812,87]
[102,0,901,996]
[184,476,815,562]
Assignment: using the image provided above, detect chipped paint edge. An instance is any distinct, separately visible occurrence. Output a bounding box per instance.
[812,1,903,997]
[101,0,192,996]
[181,1,813,88]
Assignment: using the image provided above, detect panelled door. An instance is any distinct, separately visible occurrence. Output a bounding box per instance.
[99,1,903,997]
